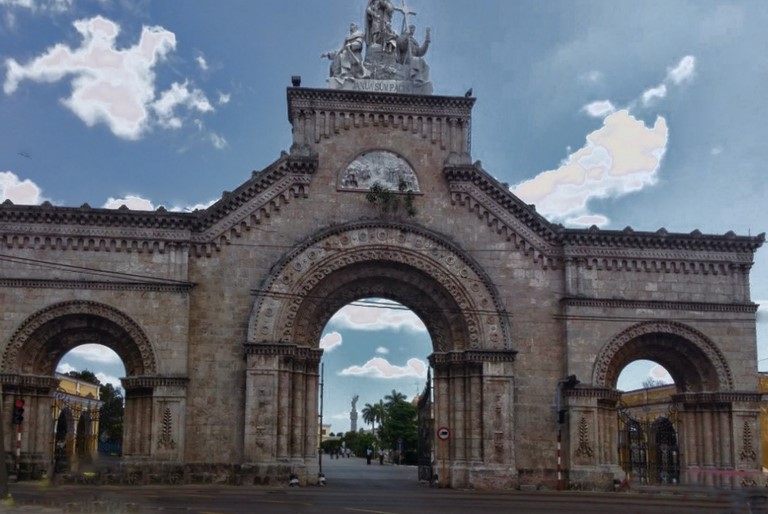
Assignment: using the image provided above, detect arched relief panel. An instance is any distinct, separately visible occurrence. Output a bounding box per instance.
[338,150,420,192]
[2,300,157,376]
[592,320,733,392]
[248,222,511,352]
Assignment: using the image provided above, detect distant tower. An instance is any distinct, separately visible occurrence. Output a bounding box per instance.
[350,394,359,432]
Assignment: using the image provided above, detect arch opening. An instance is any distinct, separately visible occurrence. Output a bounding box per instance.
[318,297,432,478]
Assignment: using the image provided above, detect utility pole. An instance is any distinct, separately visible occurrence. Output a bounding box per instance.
[318,363,324,478]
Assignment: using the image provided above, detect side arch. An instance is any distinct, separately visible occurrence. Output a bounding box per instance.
[248,221,512,352]
[2,300,157,376]
[592,320,733,392]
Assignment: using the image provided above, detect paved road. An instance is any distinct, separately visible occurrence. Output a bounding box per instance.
[4,458,765,513]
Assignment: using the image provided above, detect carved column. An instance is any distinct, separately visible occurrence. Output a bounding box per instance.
[673,392,762,487]
[244,344,322,483]
[0,374,59,477]
[121,375,189,464]
[564,386,623,487]
[430,350,516,489]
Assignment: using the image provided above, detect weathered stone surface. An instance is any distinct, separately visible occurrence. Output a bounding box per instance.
[0,87,763,489]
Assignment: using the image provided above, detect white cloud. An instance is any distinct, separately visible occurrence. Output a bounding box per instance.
[3,16,214,140]
[103,195,154,210]
[209,132,228,149]
[66,344,122,365]
[320,331,343,352]
[641,84,667,106]
[56,362,76,374]
[152,81,213,130]
[0,171,46,204]
[711,147,723,156]
[195,54,208,71]
[666,55,696,85]
[171,198,217,212]
[512,110,668,226]
[339,357,427,379]
[95,371,123,390]
[649,364,674,384]
[0,0,73,13]
[375,346,389,355]
[582,100,616,118]
[218,92,231,105]
[579,70,604,84]
[328,300,427,333]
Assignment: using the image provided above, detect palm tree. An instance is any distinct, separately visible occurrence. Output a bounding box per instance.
[372,401,386,431]
[362,403,377,433]
[384,389,406,408]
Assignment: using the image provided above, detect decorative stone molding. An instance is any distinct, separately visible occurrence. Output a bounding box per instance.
[244,343,323,364]
[0,373,59,390]
[248,221,511,353]
[429,350,517,366]
[564,386,622,403]
[287,88,473,159]
[0,279,193,293]
[444,165,561,257]
[3,300,157,376]
[563,228,764,253]
[593,321,733,391]
[191,155,317,250]
[0,154,317,257]
[672,392,762,404]
[561,297,758,314]
[121,376,189,391]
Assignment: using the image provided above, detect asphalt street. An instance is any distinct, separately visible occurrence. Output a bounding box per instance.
[3,457,765,513]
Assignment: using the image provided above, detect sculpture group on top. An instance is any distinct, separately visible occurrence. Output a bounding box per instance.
[322,0,432,94]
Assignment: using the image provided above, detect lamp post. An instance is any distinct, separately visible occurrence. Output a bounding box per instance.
[555,374,579,490]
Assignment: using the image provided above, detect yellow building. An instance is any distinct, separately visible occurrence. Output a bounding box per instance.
[759,373,768,471]
[52,373,102,473]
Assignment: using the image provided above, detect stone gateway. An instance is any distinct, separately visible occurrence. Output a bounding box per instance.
[0,5,764,490]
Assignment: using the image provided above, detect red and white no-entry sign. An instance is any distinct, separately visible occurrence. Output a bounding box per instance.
[437,426,450,441]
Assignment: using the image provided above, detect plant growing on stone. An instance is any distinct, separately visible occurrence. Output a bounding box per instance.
[366,180,416,216]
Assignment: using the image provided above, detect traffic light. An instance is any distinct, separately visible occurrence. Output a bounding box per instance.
[12,398,24,425]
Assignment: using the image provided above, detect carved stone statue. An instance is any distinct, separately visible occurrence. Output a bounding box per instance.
[322,0,432,94]
[350,394,359,432]
[396,24,430,85]
[365,0,396,50]
[322,23,368,85]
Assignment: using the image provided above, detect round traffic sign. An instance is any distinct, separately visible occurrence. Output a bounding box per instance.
[437,426,450,441]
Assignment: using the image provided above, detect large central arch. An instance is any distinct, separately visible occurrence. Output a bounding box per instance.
[249,220,511,352]
[244,221,518,487]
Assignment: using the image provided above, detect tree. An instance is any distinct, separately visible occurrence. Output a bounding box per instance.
[379,399,417,463]
[67,369,100,385]
[98,383,124,447]
[642,377,668,389]
[384,389,406,409]
[362,403,377,432]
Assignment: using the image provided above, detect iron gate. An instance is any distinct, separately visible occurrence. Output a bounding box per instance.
[617,402,680,484]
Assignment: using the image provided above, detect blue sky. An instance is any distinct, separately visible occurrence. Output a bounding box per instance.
[2,0,766,433]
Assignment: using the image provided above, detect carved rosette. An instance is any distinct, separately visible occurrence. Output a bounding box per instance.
[592,320,733,391]
[248,222,511,352]
[3,300,157,376]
